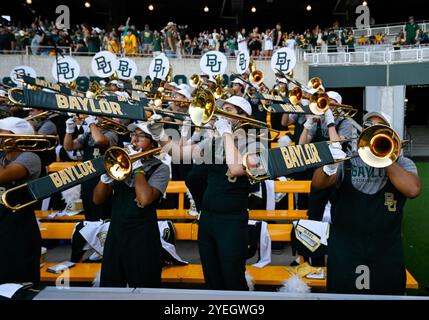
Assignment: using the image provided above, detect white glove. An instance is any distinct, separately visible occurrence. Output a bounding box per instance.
[85,116,98,127]
[132,159,143,171]
[65,117,76,134]
[147,114,165,141]
[323,142,346,176]
[323,109,335,127]
[303,116,317,131]
[100,173,114,185]
[180,116,192,138]
[214,118,233,136]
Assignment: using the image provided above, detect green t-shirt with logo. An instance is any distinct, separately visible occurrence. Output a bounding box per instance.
[142,30,153,44]
[337,156,417,195]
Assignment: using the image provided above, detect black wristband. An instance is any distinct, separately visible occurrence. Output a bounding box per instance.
[327,123,335,128]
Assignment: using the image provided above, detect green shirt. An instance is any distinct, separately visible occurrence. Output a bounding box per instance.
[405,23,420,40]
[142,30,153,44]
[87,36,101,53]
[153,37,162,52]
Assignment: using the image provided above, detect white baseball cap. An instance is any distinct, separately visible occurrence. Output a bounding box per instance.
[0,117,35,135]
[215,96,252,116]
[363,111,392,127]
[168,82,179,89]
[176,88,192,100]
[108,80,119,85]
[177,83,191,91]
[207,76,217,84]
[231,78,245,86]
[277,78,288,84]
[327,91,342,104]
[127,121,154,137]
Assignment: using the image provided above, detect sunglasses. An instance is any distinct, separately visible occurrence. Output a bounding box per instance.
[129,132,151,139]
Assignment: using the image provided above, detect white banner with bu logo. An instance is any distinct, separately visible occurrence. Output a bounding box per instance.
[271,48,296,74]
[236,50,250,75]
[200,51,227,76]
[116,57,138,80]
[52,56,80,83]
[148,53,170,80]
[91,51,117,78]
[10,65,37,86]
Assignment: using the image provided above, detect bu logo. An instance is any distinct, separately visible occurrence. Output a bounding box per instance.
[275,52,291,72]
[153,58,165,78]
[238,53,247,71]
[14,68,26,79]
[57,62,75,80]
[95,56,112,74]
[92,148,100,158]
[384,192,397,212]
[206,54,221,73]
[118,60,131,78]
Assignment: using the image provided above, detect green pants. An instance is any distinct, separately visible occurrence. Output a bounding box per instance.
[198,211,249,291]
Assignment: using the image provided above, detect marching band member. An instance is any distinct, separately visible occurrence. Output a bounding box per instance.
[63,116,118,221]
[312,112,421,295]
[147,96,256,291]
[0,117,41,284]
[93,122,170,288]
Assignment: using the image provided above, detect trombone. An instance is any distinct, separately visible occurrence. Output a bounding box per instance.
[103,146,162,181]
[0,134,59,152]
[75,114,130,136]
[188,87,282,140]
[25,111,62,122]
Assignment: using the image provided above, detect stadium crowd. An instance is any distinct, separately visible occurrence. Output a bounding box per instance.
[0,16,428,58]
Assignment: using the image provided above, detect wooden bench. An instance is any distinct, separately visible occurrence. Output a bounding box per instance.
[39,262,419,289]
[39,222,293,242]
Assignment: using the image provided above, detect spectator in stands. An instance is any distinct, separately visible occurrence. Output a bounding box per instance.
[358,34,368,46]
[0,26,16,53]
[123,29,138,56]
[273,23,283,49]
[262,29,274,58]
[312,112,420,295]
[141,24,153,55]
[30,29,44,55]
[152,30,163,57]
[327,29,339,52]
[248,27,262,57]
[74,39,88,54]
[375,32,383,44]
[237,28,248,53]
[344,29,355,52]
[405,16,421,45]
[106,31,120,54]
[163,22,177,58]
[94,122,170,288]
[84,26,101,53]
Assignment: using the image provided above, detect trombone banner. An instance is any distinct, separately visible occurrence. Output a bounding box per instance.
[269,102,312,114]
[21,75,86,98]
[21,89,147,121]
[264,142,334,178]
[27,157,105,201]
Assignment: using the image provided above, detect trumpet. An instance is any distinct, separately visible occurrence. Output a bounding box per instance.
[248,59,270,92]
[214,86,236,99]
[189,74,202,88]
[288,86,358,117]
[0,134,59,152]
[103,146,162,181]
[86,81,111,99]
